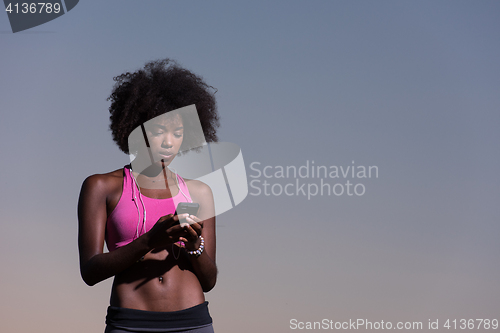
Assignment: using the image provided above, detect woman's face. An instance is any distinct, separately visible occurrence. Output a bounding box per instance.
[143,113,184,166]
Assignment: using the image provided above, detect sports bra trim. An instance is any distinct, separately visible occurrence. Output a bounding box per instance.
[107,166,190,221]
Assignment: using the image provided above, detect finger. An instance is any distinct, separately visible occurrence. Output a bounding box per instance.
[185,216,203,227]
[167,224,188,236]
[182,224,199,241]
[185,218,203,235]
[179,222,190,228]
[157,214,174,223]
[185,216,196,225]
[164,214,189,229]
[188,215,202,223]
[173,214,189,222]
[188,223,203,237]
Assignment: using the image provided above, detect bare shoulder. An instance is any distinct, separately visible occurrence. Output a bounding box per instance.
[81,168,124,196]
[183,178,215,220]
[183,178,213,198]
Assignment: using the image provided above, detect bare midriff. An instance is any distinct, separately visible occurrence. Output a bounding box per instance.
[109,248,205,312]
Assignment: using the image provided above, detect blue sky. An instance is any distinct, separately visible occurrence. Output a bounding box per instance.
[1,1,499,332]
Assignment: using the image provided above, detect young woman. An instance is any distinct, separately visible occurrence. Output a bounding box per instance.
[78,59,219,333]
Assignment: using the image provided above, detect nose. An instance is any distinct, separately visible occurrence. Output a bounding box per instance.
[161,133,174,148]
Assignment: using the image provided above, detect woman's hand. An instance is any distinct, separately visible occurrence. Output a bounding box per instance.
[145,213,194,250]
[179,215,204,251]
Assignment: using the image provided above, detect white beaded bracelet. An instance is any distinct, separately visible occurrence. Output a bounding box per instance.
[187,236,204,257]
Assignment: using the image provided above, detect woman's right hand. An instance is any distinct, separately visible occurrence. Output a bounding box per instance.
[145,213,190,249]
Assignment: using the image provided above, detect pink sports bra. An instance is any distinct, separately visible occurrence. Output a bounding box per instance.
[105,166,192,252]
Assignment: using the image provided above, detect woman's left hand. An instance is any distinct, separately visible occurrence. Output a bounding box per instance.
[179,215,203,251]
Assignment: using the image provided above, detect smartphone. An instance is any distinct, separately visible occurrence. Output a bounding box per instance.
[175,202,200,225]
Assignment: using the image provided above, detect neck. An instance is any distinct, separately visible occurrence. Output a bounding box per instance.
[130,161,176,185]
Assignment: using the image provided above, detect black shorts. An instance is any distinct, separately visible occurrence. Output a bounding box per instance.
[104,301,213,333]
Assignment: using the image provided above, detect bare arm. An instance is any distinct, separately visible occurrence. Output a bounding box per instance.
[182,181,217,292]
[77,174,186,286]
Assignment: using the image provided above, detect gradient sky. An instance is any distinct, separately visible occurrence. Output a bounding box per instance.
[1,1,499,332]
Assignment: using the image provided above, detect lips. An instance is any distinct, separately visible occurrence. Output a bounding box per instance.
[159,152,174,159]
